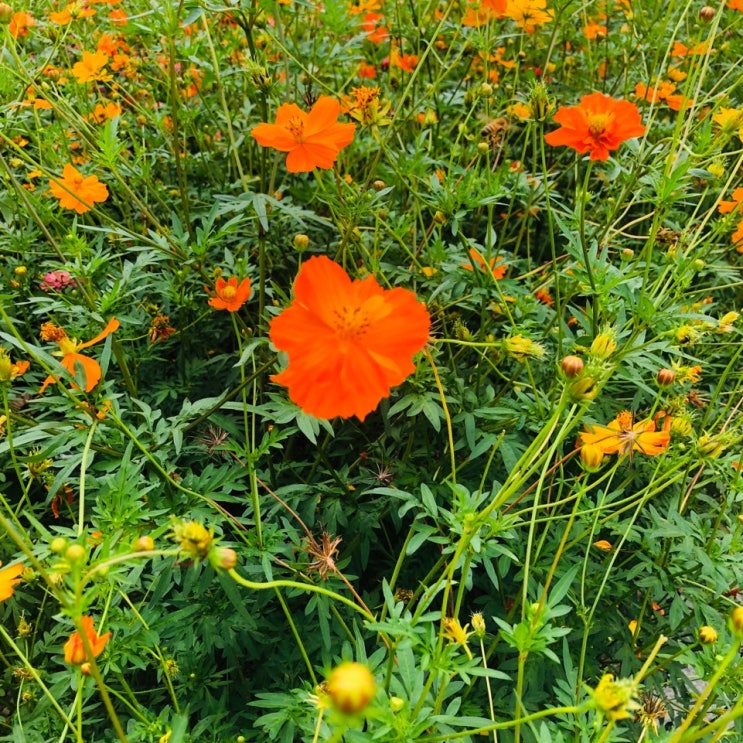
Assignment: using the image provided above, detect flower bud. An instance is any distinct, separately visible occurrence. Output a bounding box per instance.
[568,376,598,402]
[132,535,155,552]
[471,612,486,637]
[560,355,584,378]
[479,82,493,97]
[0,3,12,23]
[656,368,675,386]
[580,444,604,472]
[372,179,386,191]
[80,662,92,676]
[293,234,309,251]
[14,266,27,277]
[730,606,743,637]
[433,210,446,225]
[326,661,376,715]
[212,547,237,570]
[65,544,85,562]
[698,6,715,21]
[621,248,634,260]
[697,433,726,459]
[50,537,67,553]
[390,696,405,712]
[590,333,616,359]
[698,625,717,644]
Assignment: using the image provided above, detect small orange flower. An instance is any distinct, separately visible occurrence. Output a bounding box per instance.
[462,248,506,278]
[208,276,252,312]
[269,256,430,421]
[63,616,111,665]
[390,48,419,73]
[0,349,29,383]
[50,164,109,214]
[0,563,23,601]
[40,318,119,393]
[505,0,553,31]
[578,411,670,457]
[251,97,356,173]
[71,51,111,84]
[9,11,35,38]
[544,92,646,161]
[462,0,507,27]
[718,188,743,214]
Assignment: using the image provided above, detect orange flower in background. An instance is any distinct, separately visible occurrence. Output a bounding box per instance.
[505,0,553,31]
[71,51,111,83]
[50,164,109,214]
[9,11,35,37]
[40,318,119,393]
[0,349,29,383]
[462,248,506,278]
[578,411,670,457]
[208,276,252,312]
[544,92,645,161]
[269,256,431,421]
[88,101,122,123]
[63,616,111,665]
[0,563,23,601]
[719,188,743,214]
[390,47,419,73]
[251,97,356,173]
[728,0,743,9]
[462,0,507,27]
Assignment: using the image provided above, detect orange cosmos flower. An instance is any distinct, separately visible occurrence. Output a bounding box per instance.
[544,92,645,161]
[506,0,553,31]
[40,318,119,393]
[0,349,29,383]
[71,51,111,83]
[208,276,252,312]
[50,164,109,214]
[251,97,356,173]
[461,248,506,278]
[0,563,23,601]
[9,11,35,37]
[462,0,507,27]
[578,411,670,457]
[63,616,111,665]
[718,188,743,214]
[269,256,431,421]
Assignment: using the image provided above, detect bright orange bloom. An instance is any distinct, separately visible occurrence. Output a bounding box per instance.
[462,0,507,27]
[578,411,670,457]
[727,0,743,9]
[0,349,30,383]
[109,8,127,24]
[40,318,119,393]
[390,48,419,73]
[251,97,356,173]
[671,40,710,57]
[462,248,506,278]
[50,164,109,214]
[544,92,645,161]
[88,101,122,123]
[0,563,23,601]
[71,51,111,83]
[63,616,111,665]
[505,0,553,31]
[362,12,389,43]
[269,256,430,421]
[9,11,35,38]
[718,188,743,214]
[208,276,252,312]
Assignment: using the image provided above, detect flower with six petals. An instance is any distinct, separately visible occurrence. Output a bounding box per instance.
[208,276,252,312]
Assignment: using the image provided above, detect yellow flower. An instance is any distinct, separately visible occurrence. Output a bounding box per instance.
[590,674,640,721]
[442,617,474,659]
[698,625,718,644]
[504,334,546,362]
[172,521,213,559]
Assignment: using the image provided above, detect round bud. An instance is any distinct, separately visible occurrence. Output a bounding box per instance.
[698,625,718,644]
[656,368,675,386]
[293,234,309,251]
[13,266,27,277]
[580,445,604,473]
[730,606,743,636]
[372,179,386,191]
[390,696,405,712]
[216,548,237,570]
[560,355,584,378]
[326,661,376,715]
[80,663,92,676]
[433,210,446,225]
[479,83,493,97]
[50,537,67,554]
[699,6,715,21]
[132,535,155,552]
[65,544,85,562]
[0,4,12,23]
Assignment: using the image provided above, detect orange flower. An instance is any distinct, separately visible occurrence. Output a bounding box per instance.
[208,276,252,312]
[0,349,29,383]
[390,48,419,73]
[71,51,111,83]
[462,0,507,27]
[718,188,743,214]
[578,411,670,457]
[88,101,122,123]
[544,92,645,161]
[462,248,506,278]
[0,563,23,601]
[63,616,111,665]
[251,97,356,173]
[505,0,553,31]
[9,11,35,37]
[40,318,119,393]
[269,256,430,420]
[50,164,109,214]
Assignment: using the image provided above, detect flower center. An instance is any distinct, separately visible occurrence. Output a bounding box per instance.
[221,285,237,300]
[587,112,612,138]
[58,338,78,355]
[287,116,305,142]
[332,305,370,341]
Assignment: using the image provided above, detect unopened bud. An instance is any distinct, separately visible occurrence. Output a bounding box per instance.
[390,696,405,712]
[730,606,743,637]
[132,535,155,552]
[293,234,309,251]
[14,266,27,277]
[372,179,386,191]
[561,355,584,378]
[568,376,598,402]
[51,537,67,553]
[580,444,604,472]
[656,368,675,386]
[326,661,376,715]
[433,210,446,225]
[479,83,493,97]
[65,544,85,562]
[0,3,12,23]
[699,6,715,21]
[213,547,237,570]
[698,625,717,644]
[590,333,616,359]
[471,612,486,637]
